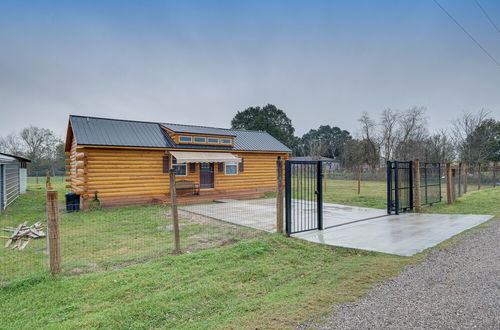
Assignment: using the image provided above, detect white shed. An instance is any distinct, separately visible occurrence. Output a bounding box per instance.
[0,153,30,210]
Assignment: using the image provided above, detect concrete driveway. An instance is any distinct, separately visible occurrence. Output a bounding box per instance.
[180,198,385,232]
[180,198,493,256]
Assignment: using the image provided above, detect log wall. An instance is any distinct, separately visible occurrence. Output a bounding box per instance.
[66,137,288,208]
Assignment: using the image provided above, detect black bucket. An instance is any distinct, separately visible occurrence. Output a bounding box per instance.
[65,192,80,212]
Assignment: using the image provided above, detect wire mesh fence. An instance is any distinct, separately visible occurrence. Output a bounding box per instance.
[322,167,388,209]
[420,163,442,206]
[1,185,276,284]
[0,202,48,284]
[2,161,496,285]
[450,163,498,199]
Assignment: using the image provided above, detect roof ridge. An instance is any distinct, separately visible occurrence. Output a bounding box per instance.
[161,122,267,134]
[69,115,160,126]
[69,115,267,133]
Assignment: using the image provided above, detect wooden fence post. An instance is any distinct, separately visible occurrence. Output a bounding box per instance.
[493,162,497,188]
[46,190,61,274]
[477,164,481,190]
[357,167,361,195]
[413,159,421,212]
[446,163,453,204]
[276,158,284,234]
[451,168,456,202]
[457,163,462,197]
[464,163,468,194]
[169,169,181,253]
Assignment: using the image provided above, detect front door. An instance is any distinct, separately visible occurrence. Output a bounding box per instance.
[200,163,214,189]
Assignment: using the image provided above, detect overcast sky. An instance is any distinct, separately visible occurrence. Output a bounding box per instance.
[0,0,499,139]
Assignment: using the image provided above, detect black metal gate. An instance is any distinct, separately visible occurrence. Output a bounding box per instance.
[285,160,323,235]
[387,161,413,214]
[420,163,442,206]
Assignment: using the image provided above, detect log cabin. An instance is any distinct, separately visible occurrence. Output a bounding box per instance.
[64,115,291,209]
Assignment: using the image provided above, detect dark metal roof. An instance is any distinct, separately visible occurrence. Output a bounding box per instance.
[0,152,31,163]
[69,115,291,152]
[70,116,169,148]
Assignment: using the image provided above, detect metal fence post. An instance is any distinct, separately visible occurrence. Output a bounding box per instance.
[46,190,61,274]
[317,161,323,230]
[413,159,421,212]
[394,161,399,215]
[276,157,284,234]
[408,161,414,211]
[285,160,291,236]
[387,161,392,215]
[169,169,181,253]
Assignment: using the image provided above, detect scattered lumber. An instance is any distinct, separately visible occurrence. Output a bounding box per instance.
[2,222,45,250]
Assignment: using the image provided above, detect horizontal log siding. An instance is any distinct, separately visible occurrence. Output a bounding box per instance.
[213,152,287,190]
[70,146,288,204]
[83,148,198,198]
[68,137,85,194]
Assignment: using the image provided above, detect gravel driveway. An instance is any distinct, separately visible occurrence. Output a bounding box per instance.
[300,219,500,330]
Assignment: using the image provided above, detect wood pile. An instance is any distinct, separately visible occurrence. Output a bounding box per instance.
[2,221,46,250]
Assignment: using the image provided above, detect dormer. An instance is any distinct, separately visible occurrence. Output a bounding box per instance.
[160,124,236,147]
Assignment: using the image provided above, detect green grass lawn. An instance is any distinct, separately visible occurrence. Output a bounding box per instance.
[0,179,497,329]
[321,178,485,209]
[1,179,262,283]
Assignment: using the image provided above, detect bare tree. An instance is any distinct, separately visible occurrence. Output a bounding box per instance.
[0,133,25,155]
[452,110,490,163]
[357,112,380,167]
[394,106,429,160]
[423,130,455,163]
[378,108,399,162]
[358,112,376,142]
[452,110,494,190]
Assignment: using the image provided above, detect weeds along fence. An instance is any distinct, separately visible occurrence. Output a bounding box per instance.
[1,165,284,284]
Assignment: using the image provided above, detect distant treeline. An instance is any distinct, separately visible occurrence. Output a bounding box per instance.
[1,106,498,176]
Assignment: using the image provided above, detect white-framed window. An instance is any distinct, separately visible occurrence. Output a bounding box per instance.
[179,136,192,143]
[194,136,206,143]
[225,161,238,175]
[207,137,219,144]
[172,159,187,176]
[221,138,232,144]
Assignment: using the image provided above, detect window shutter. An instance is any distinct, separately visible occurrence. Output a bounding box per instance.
[163,156,170,173]
[218,162,224,172]
[238,158,244,172]
[189,163,196,174]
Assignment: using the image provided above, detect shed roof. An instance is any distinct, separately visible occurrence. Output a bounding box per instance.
[0,152,31,163]
[68,115,291,153]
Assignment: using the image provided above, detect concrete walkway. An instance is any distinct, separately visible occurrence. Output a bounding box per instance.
[299,219,500,329]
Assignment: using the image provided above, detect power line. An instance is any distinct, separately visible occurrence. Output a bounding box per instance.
[474,0,500,34]
[432,0,500,67]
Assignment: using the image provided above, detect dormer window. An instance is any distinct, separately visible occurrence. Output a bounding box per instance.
[207,137,219,144]
[179,136,192,143]
[194,137,206,143]
[221,138,232,144]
